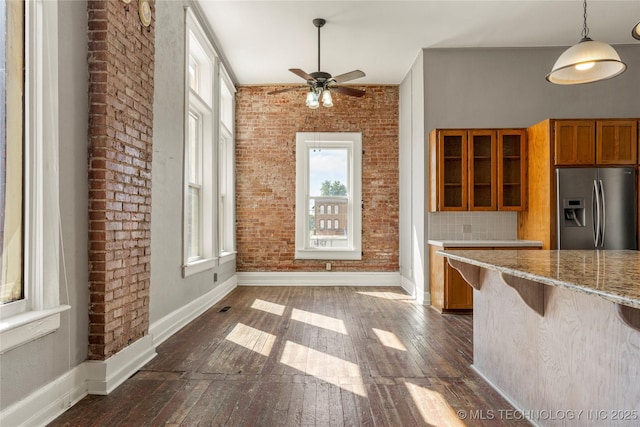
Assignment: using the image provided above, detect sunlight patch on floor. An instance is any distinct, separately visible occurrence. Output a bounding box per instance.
[280,340,367,397]
[405,382,465,427]
[251,298,286,316]
[291,308,348,335]
[225,323,276,357]
[372,328,407,351]
[356,291,413,301]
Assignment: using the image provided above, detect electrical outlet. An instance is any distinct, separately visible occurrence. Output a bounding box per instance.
[326,262,332,271]
[463,224,472,233]
[214,273,218,282]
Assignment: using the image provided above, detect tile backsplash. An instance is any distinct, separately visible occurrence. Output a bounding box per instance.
[428,211,518,240]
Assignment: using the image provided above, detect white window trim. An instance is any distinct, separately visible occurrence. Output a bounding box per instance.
[295,132,362,260]
[0,0,70,354]
[182,9,218,277]
[218,65,236,264]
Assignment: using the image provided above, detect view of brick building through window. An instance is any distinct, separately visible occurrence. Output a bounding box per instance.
[313,197,347,236]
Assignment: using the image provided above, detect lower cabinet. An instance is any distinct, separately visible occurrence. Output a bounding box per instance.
[429,245,540,312]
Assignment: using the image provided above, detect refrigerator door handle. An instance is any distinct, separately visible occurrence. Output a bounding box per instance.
[592,180,600,247]
[599,179,606,248]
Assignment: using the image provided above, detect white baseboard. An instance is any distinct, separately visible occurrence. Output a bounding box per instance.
[237,271,401,287]
[149,275,238,347]
[85,334,157,395]
[400,275,415,297]
[0,364,88,427]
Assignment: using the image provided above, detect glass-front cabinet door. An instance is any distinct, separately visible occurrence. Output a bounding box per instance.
[437,130,467,211]
[498,129,526,211]
[468,130,497,210]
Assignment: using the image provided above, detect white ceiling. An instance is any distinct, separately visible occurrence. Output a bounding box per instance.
[197,1,640,85]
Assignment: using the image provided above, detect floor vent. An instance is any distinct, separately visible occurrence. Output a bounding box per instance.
[219,306,231,312]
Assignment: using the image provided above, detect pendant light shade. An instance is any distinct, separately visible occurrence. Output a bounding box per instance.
[546,37,626,84]
[633,21,640,40]
[547,0,626,85]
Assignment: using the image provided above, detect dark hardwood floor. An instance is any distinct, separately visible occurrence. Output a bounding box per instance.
[49,286,530,426]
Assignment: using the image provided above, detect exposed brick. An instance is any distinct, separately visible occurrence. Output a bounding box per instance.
[235,85,399,272]
[87,0,154,360]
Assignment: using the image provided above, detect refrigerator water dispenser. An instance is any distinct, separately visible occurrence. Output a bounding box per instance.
[563,198,585,227]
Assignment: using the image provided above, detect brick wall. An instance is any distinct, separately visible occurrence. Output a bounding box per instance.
[87,0,154,359]
[236,85,399,272]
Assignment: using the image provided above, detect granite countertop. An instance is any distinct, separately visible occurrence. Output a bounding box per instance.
[438,249,640,309]
[428,239,543,248]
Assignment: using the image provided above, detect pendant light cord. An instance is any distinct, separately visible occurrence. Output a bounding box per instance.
[581,0,590,39]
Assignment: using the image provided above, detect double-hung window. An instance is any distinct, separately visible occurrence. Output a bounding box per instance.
[183,11,216,276]
[295,132,362,260]
[0,0,68,353]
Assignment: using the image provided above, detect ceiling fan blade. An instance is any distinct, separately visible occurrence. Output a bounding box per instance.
[267,86,306,95]
[289,68,316,81]
[330,86,366,97]
[332,70,365,84]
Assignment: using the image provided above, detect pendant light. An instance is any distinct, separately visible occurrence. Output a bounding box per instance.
[632,21,640,40]
[547,0,626,84]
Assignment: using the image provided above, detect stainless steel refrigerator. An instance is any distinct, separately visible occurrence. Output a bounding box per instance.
[557,167,637,249]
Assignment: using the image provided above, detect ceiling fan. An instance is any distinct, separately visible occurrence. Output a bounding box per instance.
[268,18,366,108]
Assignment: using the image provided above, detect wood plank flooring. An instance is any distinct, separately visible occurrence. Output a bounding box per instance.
[49,287,530,426]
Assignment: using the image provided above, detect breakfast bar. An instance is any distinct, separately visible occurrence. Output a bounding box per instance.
[439,249,640,425]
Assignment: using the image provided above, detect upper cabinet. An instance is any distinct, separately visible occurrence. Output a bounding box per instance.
[429,128,526,212]
[498,129,527,211]
[554,119,637,166]
[430,130,468,211]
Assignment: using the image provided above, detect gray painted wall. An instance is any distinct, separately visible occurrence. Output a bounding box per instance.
[423,45,640,131]
[0,0,89,407]
[150,0,236,324]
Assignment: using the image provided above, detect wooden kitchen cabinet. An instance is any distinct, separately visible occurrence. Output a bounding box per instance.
[554,120,595,165]
[429,244,541,312]
[596,120,637,165]
[429,128,526,212]
[498,129,527,210]
[554,119,637,166]
[430,130,468,211]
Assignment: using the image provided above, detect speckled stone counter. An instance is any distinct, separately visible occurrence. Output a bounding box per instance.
[439,249,640,309]
[438,249,640,426]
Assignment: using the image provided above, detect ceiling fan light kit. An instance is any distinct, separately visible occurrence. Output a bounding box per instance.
[268,18,366,108]
[547,0,626,85]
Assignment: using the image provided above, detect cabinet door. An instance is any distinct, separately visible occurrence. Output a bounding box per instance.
[445,265,473,309]
[498,129,527,211]
[554,120,595,165]
[437,130,468,211]
[596,120,637,165]
[468,130,497,210]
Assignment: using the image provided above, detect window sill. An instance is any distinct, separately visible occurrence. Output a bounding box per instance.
[0,305,71,354]
[182,257,218,278]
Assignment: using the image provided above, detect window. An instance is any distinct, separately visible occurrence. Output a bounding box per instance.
[0,0,68,354]
[334,219,339,229]
[327,205,332,215]
[295,132,362,260]
[183,11,217,276]
[335,205,339,214]
[218,66,236,263]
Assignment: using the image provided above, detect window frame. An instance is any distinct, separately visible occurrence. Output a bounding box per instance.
[218,65,236,264]
[295,132,362,260]
[0,0,69,354]
[182,10,218,277]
